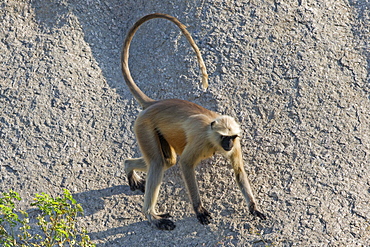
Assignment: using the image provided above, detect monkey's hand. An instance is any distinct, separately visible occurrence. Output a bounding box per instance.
[196,207,212,225]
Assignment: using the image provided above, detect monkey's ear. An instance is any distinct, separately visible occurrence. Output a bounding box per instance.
[210,121,215,129]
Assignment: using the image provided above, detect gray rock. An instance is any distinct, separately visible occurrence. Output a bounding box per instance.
[1,0,369,246]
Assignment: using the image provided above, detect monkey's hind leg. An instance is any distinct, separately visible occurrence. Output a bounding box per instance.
[135,125,176,230]
[143,158,176,230]
[124,157,147,193]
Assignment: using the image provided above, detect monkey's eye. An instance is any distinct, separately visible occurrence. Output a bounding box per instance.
[220,135,238,140]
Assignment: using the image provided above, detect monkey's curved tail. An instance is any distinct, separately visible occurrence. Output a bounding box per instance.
[121,13,209,109]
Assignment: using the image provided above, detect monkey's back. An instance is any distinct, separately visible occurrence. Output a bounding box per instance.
[135,99,219,155]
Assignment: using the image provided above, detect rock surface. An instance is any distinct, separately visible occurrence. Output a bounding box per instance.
[1,0,369,246]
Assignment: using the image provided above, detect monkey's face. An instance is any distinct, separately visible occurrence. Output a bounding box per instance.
[210,115,241,152]
[220,135,238,151]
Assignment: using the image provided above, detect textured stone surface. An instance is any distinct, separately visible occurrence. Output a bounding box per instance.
[1,0,369,246]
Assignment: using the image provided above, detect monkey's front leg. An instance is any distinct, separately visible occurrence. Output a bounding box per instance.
[180,159,212,225]
[234,167,266,219]
[229,140,266,220]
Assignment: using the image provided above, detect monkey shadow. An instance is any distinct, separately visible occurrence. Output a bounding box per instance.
[88,223,144,246]
[72,184,219,246]
[72,185,137,216]
[88,217,213,247]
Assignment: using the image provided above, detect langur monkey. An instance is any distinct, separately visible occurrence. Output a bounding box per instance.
[122,13,266,230]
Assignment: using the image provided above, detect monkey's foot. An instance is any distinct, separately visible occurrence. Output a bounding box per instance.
[151,214,176,230]
[196,207,212,225]
[158,213,172,219]
[127,171,145,193]
[252,210,267,220]
[249,203,266,220]
[154,218,176,230]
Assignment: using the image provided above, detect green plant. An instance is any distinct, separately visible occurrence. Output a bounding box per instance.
[0,189,95,247]
[0,190,29,246]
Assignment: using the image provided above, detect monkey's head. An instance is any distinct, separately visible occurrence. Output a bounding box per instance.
[210,116,241,152]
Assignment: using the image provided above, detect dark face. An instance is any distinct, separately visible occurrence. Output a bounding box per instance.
[220,135,237,151]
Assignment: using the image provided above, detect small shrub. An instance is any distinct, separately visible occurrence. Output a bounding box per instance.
[0,189,95,247]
